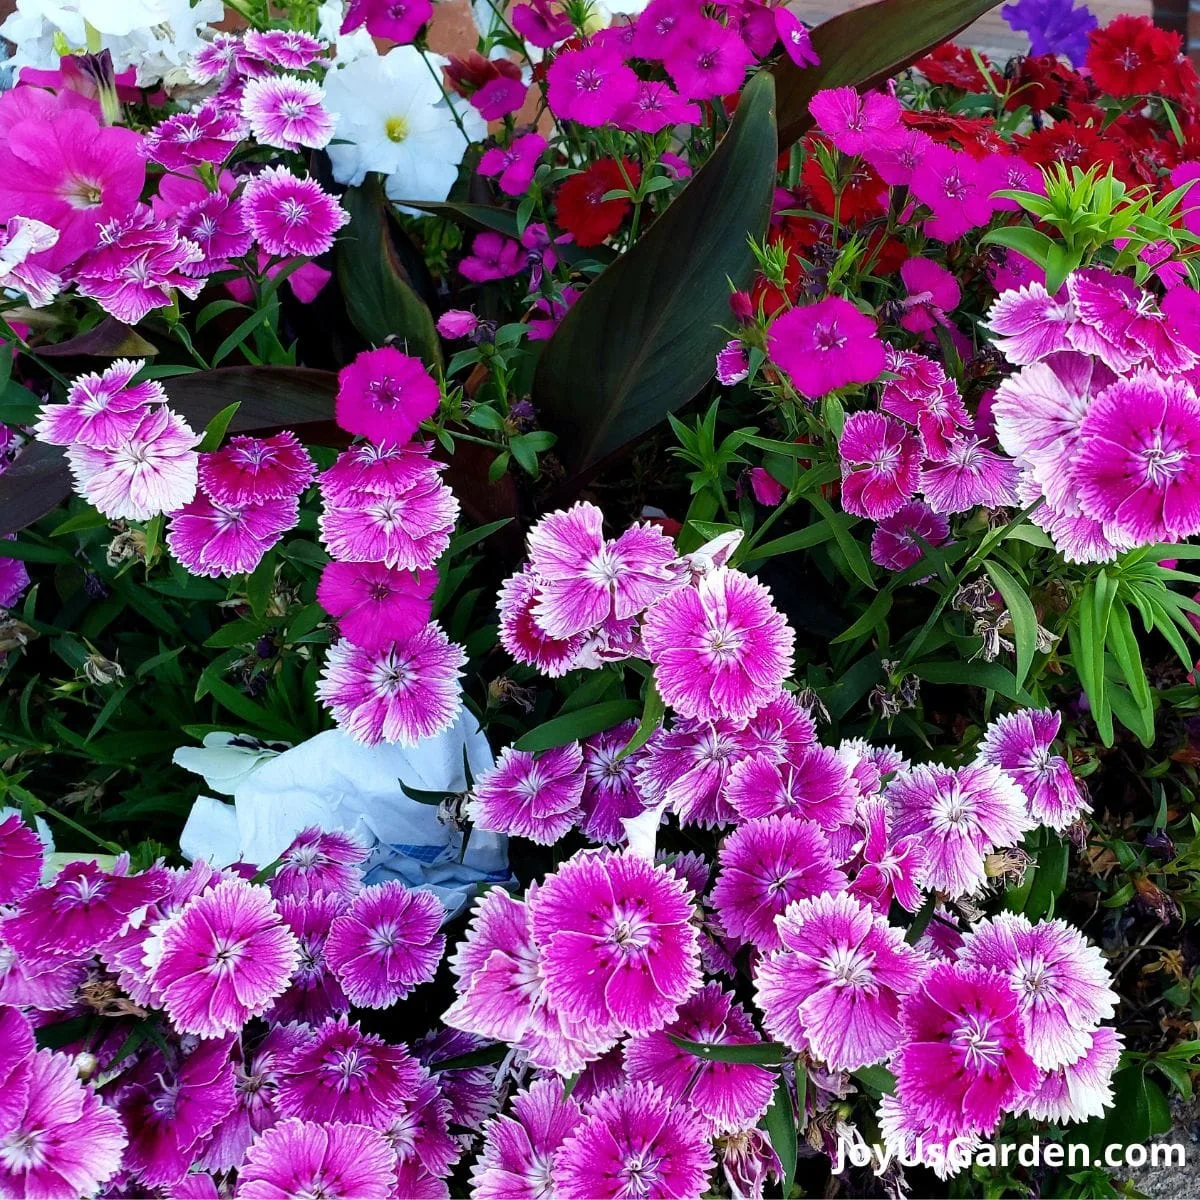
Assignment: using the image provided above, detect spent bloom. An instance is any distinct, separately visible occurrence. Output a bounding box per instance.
[0,215,62,307]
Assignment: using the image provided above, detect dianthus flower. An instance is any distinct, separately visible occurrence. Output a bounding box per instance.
[546,43,639,126]
[325,881,444,1008]
[237,1118,398,1199]
[616,79,701,134]
[957,913,1117,1070]
[755,891,929,1071]
[579,721,648,844]
[880,348,970,459]
[712,814,847,952]
[525,502,677,639]
[0,815,42,906]
[641,568,794,724]
[271,826,366,902]
[199,431,315,506]
[663,16,753,100]
[555,159,639,247]
[911,145,998,241]
[275,1015,423,1126]
[316,625,465,747]
[166,493,298,577]
[555,1082,714,1200]
[848,799,927,913]
[145,877,299,1038]
[244,28,328,69]
[808,87,904,156]
[317,561,436,652]
[1086,14,1195,98]
[530,850,702,1037]
[383,1066,459,1180]
[479,132,547,197]
[838,411,922,520]
[470,1079,582,1200]
[767,297,885,400]
[887,763,1033,897]
[870,501,951,575]
[242,167,350,258]
[0,1049,127,1198]
[977,708,1089,830]
[636,717,753,827]
[268,893,351,1026]
[497,569,586,677]
[894,962,1040,1136]
[1017,1026,1122,1124]
[0,216,61,307]
[1075,370,1200,544]
[241,74,333,150]
[626,983,776,1135]
[160,183,253,277]
[144,102,243,170]
[341,0,431,42]
[985,281,1076,366]
[335,347,440,444]
[876,1094,980,1181]
[920,435,1020,515]
[471,743,585,845]
[725,745,857,828]
[458,231,524,282]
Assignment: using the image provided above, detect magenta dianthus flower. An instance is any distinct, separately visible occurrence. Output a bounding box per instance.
[166,493,298,577]
[317,561,436,652]
[497,569,587,677]
[725,744,857,828]
[838,411,921,520]
[755,891,929,1070]
[663,16,753,100]
[271,827,367,902]
[471,743,585,845]
[767,297,885,400]
[986,281,1076,365]
[0,814,43,906]
[879,347,970,460]
[236,1118,397,1199]
[1017,1026,1122,1125]
[809,86,903,155]
[35,359,165,451]
[335,347,441,445]
[642,568,794,724]
[911,145,999,242]
[242,167,349,258]
[870,500,951,575]
[479,132,548,197]
[546,44,639,127]
[268,893,351,1026]
[920,435,1020,515]
[144,103,243,170]
[241,74,333,150]
[636,716,752,827]
[198,431,315,507]
[579,721,649,844]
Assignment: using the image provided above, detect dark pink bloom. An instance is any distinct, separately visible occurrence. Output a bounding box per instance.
[0,815,42,905]
[556,1082,713,1200]
[808,86,903,156]
[626,983,776,1135]
[865,126,934,187]
[511,0,573,47]
[847,799,926,913]
[712,814,847,952]
[870,500,951,575]
[199,431,314,507]
[436,309,478,339]
[756,891,929,1070]
[497,568,586,676]
[879,347,970,459]
[0,108,144,271]
[838,411,922,520]
[143,102,243,170]
[528,287,579,340]
[267,893,351,1026]
[471,743,586,845]
[985,281,1075,365]
[326,881,445,1008]
[243,29,327,70]
[342,0,433,43]
[271,827,368,901]
[459,231,525,282]
[170,189,253,277]
[911,145,998,242]
[776,7,819,65]
[895,962,1040,1137]
[242,167,349,258]
[317,561,436,652]
[335,347,440,444]
[616,79,701,134]
[238,1118,397,1199]
[0,547,29,612]
[899,258,961,335]
[749,466,786,506]
[579,721,649,844]
[920,435,1020,515]
[726,744,857,828]
[767,297,885,400]
[530,850,702,1037]
[664,17,754,100]
[1017,1026,1122,1125]
[636,717,751,827]
[547,44,639,126]
[316,627,465,747]
[472,75,529,120]
[717,340,750,387]
[633,0,698,57]
[479,133,547,197]
[166,493,298,577]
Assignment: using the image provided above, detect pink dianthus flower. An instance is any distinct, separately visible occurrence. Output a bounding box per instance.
[241,74,333,150]
[199,431,315,506]
[767,297,885,400]
[242,167,349,258]
[471,743,585,844]
[838,411,921,520]
[236,1118,397,1199]
[317,561,436,652]
[335,347,440,444]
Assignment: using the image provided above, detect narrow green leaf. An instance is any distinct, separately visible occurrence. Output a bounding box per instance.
[910,659,1035,704]
[197,402,242,453]
[50,506,109,536]
[618,682,667,761]
[984,560,1038,688]
[668,1036,787,1065]
[513,700,641,753]
[763,1074,797,1197]
[810,495,874,588]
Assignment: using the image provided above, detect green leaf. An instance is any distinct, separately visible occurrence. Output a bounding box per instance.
[668,1036,787,1064]
[751,520,834,560]
[618,681,667,761]
[810,494,874,588]
[832,588,892,645]
[533,70,778,480]
[980,226,1058,268]
[1074,573,1117,745]
[763,1074,797,1197]
[772,0,1006,146]
[852,1065,897,1095]
[50,505,109,536]
[910,659,1035,704]
[197,402,242,453]
[984,560,1038,689]
[38,317,159,359]
[1022,834,1068,921]
[513,700,641,753]
[337,177,442,369]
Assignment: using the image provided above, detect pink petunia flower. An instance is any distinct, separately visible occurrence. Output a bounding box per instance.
[459,231,525,282]
[445,886,612,1073]
[471,743,586,845]
[809,86,903,156]
[0,108,144,272]
[725,745,857,829]
[985,281,1076,365]
[894,962,1041,1136]
[241,74,333,151]
[920,435,1020,515]
[579,721,649,844]
[271,827,368,902]
[316,625,465,747]
[242,167,350,258]
[479,133,548,197]
[0,815,42,906]
[977,708,1090,831]
[526,502,677,639]
[145,877,299,1038]
[4,859,166,958]
[1017,1026,1122,1125]
[144,103,243,170]
[317,561,436,652]
[276,1015,422,1126]
[957,913,1117,1070]
[626,982,776,1135]
[712,814,847,952]
[325,881,444,1008]
[530,850,702,1037]
[636,717,752,827]
[0,216,62,307]
[755,891,929,1070]
[911,145,999,242]
[887,763,1033,898]
[664,16,753,99]
[870,500,951,575]
[546,44,639,127]
[1075,370,1200,544]
[470,1078,582,1200]
[0,1049,126,1198]
[167,493,298,577]
[199,431,315,506]
[237,1118,397,1199]
[642,568,794,724]
[555,1082,714,1200]
[838,411,922,520]
[767,297,885,400]
[879,347,970,460]
[335,347,441,444]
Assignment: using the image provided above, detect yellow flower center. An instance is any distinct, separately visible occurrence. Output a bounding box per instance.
[385,115,410,143]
